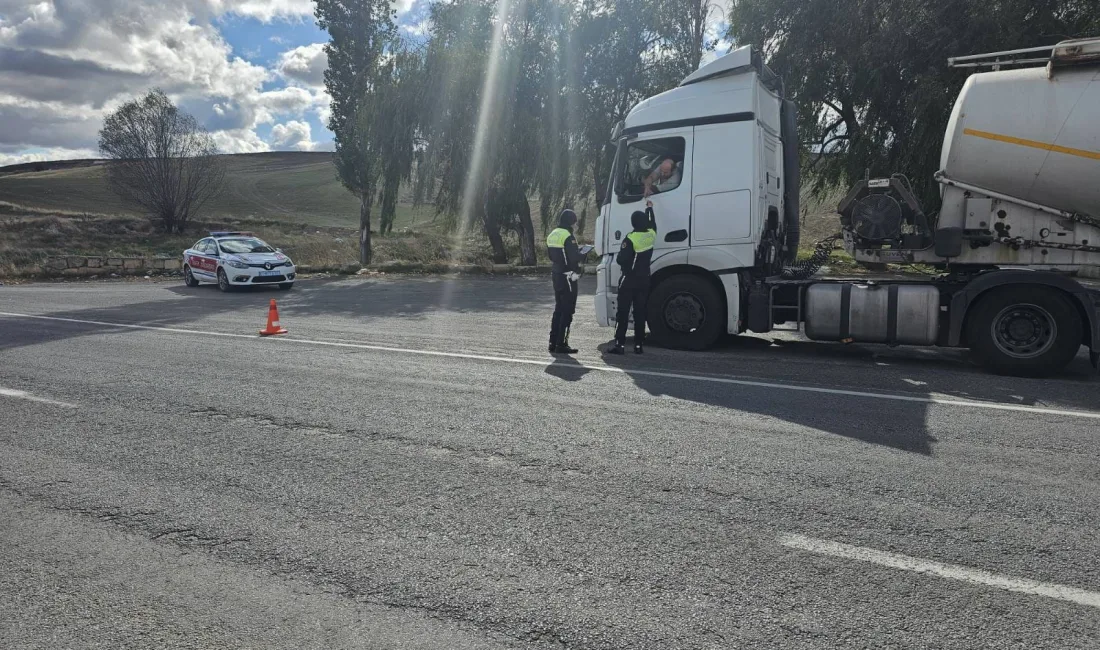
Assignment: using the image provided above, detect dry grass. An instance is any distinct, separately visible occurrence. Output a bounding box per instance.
[0,201,551,277]
[798,184,848,246]
[0,178,873,278]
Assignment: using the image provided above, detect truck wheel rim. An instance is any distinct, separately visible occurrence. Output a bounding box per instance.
[665,293,705,333]
[991,304,1056,359]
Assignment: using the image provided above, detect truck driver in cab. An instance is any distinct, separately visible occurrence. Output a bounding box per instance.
[643,157,682,197]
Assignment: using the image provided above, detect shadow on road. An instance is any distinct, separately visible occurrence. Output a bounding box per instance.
[0,275,550,353]
[594,333,1099,456]
[544,355,592,383]
[4,276,1097,459]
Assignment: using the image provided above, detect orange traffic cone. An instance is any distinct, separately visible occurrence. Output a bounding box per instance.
[259,299,288,336]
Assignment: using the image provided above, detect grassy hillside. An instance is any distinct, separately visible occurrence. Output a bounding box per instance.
[0,150,854,277]
[0,152,434,230]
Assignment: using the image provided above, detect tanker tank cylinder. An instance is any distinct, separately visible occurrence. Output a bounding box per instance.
[939,40,1100,220]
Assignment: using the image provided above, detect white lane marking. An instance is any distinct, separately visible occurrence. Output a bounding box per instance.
[0,387,77,408]
[780,533,1100,610]
[2,310,1099,421]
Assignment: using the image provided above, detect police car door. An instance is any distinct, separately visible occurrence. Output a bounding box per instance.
[607,130,693,304]
[189,239,218,279]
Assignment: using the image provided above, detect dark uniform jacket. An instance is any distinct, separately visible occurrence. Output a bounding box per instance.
[616,206,657,288]
[547,226,582,292]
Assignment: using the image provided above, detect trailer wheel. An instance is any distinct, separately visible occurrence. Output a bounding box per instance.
[966,286,1082,377]
[647,274,725,351]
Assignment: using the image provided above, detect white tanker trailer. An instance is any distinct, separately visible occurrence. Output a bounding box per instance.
[594,37,1100,376]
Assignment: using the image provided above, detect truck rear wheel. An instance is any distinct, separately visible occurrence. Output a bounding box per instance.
[646,275,725,351]
[966,286,1082,377]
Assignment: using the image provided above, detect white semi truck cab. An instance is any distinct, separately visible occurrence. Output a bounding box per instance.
[594,38,1100,376]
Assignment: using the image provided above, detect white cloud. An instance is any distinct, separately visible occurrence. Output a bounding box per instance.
[401,20,430,38]
[0,147,99,167]
[277,42,326,88]
[315,93,332,129]
[259,85,316,117]
[211,128,270,154]
[0,95,103,150]
[270,119,316,151]
[0,0,334,161]
[204,0,314,22]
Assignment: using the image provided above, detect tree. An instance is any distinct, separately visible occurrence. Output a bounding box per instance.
[316,0,398,265]
[98,89,225,234]
[411,0,714,261]
[375,42,426,235]
[418,0,547,265]
[728,0,1100,207]
[570,0,684,208]
[662,0,719,75]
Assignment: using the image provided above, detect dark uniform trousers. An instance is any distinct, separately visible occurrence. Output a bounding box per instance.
[550,279,579,347]
[614,279,649,344]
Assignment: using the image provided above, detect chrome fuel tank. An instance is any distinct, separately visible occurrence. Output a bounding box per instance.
[804,283,940,345]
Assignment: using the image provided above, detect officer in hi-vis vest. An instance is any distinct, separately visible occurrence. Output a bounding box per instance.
[547,209,583,354]
[607,201,657,354]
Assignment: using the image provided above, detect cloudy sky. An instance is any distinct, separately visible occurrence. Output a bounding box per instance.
[0,0,433,166]
[0,1,730,167]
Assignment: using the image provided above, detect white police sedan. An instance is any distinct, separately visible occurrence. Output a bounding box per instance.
[183,232,296,292]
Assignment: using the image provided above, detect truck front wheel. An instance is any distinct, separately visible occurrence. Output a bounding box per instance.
[966,286,1083,377]
[646,274,725,351]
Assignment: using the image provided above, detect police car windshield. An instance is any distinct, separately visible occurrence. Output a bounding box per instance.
[218,239,274,254]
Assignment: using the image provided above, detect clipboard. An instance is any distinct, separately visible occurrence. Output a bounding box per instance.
[578,244,594,256]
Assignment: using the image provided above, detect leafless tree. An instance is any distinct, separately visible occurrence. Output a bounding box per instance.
[98,89,226,233]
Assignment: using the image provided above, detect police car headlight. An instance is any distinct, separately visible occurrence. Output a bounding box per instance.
[227,260,249,269]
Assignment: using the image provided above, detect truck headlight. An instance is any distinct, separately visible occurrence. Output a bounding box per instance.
[227,260,249,269]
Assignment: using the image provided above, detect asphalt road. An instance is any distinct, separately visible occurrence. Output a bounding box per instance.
[1,275,1099,649]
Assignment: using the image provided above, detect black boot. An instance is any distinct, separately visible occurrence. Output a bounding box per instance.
[548,342,558,353]
[634,344,643,354]
[555,327,578,354]
[605,339,625,355]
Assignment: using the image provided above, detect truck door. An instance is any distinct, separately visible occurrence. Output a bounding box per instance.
[690,121,757,247]
[606,129,693,294]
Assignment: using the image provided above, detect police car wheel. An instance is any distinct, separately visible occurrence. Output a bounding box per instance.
[278,283,293,290]
[183,266,199,287]
[217,269,232,292]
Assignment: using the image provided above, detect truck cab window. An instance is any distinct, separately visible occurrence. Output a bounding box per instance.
[616,137,685,203]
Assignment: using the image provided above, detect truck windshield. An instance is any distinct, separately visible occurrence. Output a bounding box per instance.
[218,239,274,254]
[602,140,624,208]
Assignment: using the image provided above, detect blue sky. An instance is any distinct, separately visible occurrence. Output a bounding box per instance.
[218,14,332,146]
